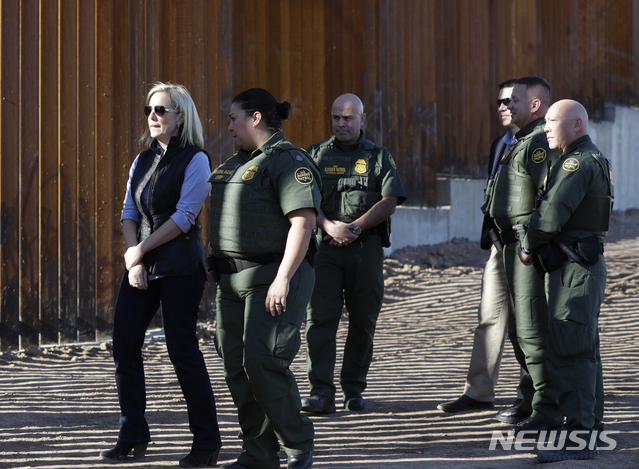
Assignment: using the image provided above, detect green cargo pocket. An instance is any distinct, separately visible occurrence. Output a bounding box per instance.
[547,265,587,317]
[550,318,595,358]
[260,319,301,365]
[274,321,301,362]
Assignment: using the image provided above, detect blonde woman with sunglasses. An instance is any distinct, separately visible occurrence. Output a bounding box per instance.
[100,82,222,467]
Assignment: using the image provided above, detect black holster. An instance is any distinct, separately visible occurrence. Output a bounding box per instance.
[307,234,319,268]
[575,235,603,266]
[359,218,391,247]
[534,236,604,273]
[488,228,503,252]
[534,243,564,273]
[379,217,391,248]
[204,255,220,283]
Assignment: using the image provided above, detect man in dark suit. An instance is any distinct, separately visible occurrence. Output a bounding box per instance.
[438,80,529,423]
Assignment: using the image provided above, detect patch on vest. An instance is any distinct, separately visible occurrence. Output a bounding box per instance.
[532,148,547,163]
[324,164,347,175]
[563,158,580,172]
[210,162,240,181]
[295,167,314,185]
[354,159,368,174]
[242,165,259,181]
[389,154,397,169]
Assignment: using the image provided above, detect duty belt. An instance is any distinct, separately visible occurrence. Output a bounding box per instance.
[499,229,518,245]
[205,252,284,275]
[318,226,381,242]
[558,241,604,261]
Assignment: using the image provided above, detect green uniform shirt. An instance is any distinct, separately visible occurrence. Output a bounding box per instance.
[524,135,613,251]
[307,132,407,222]
[208,131,322,258]
[487,118,559,230]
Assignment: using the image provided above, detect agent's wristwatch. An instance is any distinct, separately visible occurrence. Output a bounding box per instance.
[352,225,362,236]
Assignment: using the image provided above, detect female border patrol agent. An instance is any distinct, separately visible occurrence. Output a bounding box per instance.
[207,88,320,469]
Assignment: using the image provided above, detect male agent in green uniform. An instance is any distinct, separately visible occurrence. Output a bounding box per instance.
[302,93,407,413]
[518,100,612,463]
[483,76,563,434]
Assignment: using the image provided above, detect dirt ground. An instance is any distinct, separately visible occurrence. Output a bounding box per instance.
[1,210,638,469]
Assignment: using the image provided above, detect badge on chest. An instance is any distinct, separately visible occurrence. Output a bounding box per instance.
[321,155,370,178]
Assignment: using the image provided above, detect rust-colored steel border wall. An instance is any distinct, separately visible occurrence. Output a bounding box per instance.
[1,0,637,350]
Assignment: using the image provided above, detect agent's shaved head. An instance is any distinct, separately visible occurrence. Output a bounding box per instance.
[331,93,366,145]
[544,99,589,153]
[549,100,588,127]
[333,93,364,114]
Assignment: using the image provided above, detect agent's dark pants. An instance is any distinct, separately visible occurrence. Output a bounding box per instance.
[503,242,563,426]
[215,260,314,469]
[305,233,384,401]
[545,257,606,433]
[112,267,221,449]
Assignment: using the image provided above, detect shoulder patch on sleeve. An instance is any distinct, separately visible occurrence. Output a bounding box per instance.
[532,148,547,163]
[563,158,580,172]
[389,154,397,169]
[294,167,314,185]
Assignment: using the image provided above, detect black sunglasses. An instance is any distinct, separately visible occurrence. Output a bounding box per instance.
[144,105,177,117]
[497,98,511,107]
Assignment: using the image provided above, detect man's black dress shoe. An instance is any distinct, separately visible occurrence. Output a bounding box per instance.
[344,392,365,411]
[179,446,221,467]
[495,398,532,423]
[512,417,562,435]
[288,450,313,469]
[301,394,336,414]
[437,394,494,413]
[99,440,148,459]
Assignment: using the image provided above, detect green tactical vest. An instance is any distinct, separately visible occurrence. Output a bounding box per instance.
[562,151,614,234]
[208,142,301,259]
[315,139,383,222]
[487,135,538,228]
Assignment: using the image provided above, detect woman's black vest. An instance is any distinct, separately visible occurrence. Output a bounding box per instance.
[131,137,210,276]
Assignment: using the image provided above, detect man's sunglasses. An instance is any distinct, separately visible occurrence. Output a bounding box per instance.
[497,98,511,107]
[144,105,177,117]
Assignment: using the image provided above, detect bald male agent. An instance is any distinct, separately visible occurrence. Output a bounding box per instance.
[519,100,612,462]
[302,94,407,414]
